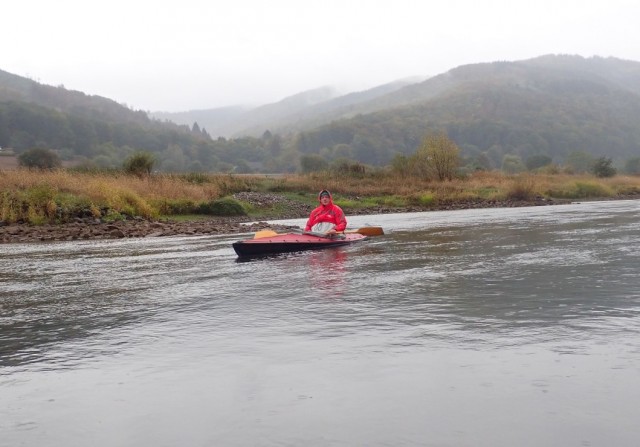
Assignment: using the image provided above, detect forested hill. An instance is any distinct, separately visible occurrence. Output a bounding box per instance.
[0,69,150,125]
[3,55,640,174]
[152,80,418,138]
[293,55,640,167]
[0,69,246,172]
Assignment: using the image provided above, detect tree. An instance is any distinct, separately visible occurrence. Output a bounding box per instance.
[591,156,616,178]
[624,157,640,175]
[472,152,493,170]
[525,154,552,171]
[416,132,460,181]
[300,154,328,173]
[391,154,412,177]
[123,151,155,176]
[501,154,526,173]
[18,148,62,169]
[566,150,594,173]
[235,160,254,174]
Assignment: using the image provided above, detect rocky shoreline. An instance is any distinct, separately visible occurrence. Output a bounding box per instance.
[0,193,608,244]
[0,217,301,244]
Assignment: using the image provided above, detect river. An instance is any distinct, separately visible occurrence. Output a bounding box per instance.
[1,199,639,447]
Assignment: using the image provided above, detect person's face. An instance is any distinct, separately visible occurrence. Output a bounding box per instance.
[320,195,330,204]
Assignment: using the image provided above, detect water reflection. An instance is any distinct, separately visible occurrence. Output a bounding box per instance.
[306,249,347,297]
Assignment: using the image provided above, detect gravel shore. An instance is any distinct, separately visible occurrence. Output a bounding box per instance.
[0,192,575,244]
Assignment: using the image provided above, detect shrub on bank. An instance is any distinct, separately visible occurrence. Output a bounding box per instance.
[198,197,246,216]
[3,169,640,225]
[505,176,538,201]
[152,198,199,215]
[408,193,436,207]
[546,180,614,199]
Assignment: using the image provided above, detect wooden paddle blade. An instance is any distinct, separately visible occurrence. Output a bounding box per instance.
[345,226,384,236]
[254,230,279,239]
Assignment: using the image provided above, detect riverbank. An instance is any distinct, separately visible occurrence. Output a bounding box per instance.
[0,193,573,244]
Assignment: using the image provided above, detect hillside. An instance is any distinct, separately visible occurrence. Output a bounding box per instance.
[153,80,419,138]
[3,55,640,174]
[0,69,149,125]
[0,69,256,172]
[292,55,640,167]
[152,105,250,137]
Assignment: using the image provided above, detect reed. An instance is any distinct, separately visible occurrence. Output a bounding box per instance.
[2,168,640,224]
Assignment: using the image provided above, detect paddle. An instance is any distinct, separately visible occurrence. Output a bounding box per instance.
[253,230,279,239]
[294,226,384,237]
[344,226,384,236]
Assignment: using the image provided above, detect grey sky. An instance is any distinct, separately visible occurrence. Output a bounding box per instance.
[3,0,639,112]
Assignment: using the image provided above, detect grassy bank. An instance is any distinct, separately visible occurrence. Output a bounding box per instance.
[1,169,640,225]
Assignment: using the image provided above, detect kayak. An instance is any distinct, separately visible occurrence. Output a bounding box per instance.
[232,232,368,257]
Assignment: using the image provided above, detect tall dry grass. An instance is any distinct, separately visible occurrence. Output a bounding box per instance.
[0,170,235,223]
[2,168,640,224]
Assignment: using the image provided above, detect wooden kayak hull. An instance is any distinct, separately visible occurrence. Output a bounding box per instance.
[232,232,368,257]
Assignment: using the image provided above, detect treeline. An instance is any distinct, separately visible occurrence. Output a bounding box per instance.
[0,70,300,173]
[293,79,640,171]
[0,100,301,173]
[3,55,640,175]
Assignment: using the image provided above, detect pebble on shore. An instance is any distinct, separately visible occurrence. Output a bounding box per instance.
[0,218,298,244]
[0,193,573,244]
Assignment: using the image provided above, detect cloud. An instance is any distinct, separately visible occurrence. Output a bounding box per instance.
[3,0,640,111]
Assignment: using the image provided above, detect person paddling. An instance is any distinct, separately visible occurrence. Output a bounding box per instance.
[305,190,347,236]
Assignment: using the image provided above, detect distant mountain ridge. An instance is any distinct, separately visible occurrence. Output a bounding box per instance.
[292,54,640,166]
[152,79,421,138]
[0,68,213,170]
[3,54,640,174]
[0,68,149,125]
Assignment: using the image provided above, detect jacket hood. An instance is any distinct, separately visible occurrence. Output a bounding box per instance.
[318,189,333,203]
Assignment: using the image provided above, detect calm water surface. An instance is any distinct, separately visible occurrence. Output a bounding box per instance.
[1,200,640,447]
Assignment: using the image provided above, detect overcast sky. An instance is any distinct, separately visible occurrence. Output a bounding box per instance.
[3,0,639,112]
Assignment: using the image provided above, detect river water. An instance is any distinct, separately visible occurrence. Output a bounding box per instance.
[1,200,640,447]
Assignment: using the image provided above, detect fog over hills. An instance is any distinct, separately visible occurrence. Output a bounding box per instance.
[3,54,640,173]
[293,54,640,166]
[151,79,423,138]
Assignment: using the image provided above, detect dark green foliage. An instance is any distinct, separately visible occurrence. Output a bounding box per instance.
[525,154,552,171]
[624,157,640,175]
[180,172,211,184]
[284,56,640,167]
[391,154,412,176]
[153,199,198,215]
[123,151,156,176]
[18,147,62,169]
[591,157,617,178]
[198,197,246,216]
[0,72,274,173]
[300,154,328,173]
[234,160,254,174]
[502,154,526,173]
[4,56,640,173]
[565,151,595,173]
[331,158,366,175]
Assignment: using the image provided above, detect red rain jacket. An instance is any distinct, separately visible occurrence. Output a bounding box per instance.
[304,190,347,232]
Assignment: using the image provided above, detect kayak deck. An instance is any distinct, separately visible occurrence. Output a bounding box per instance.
[232,232,368,257]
